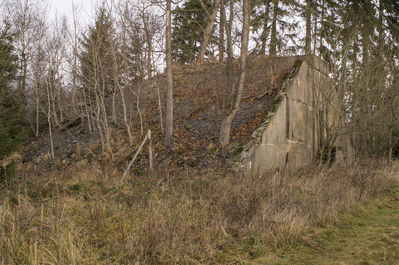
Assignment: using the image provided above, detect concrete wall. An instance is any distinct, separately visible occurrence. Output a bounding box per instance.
[242,56,349,175]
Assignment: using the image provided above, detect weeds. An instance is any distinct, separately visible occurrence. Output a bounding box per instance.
[0,160,397,264]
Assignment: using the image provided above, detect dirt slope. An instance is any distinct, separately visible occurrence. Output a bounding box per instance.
[20,55,304,171]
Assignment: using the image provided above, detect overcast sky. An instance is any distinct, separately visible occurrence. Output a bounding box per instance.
[48,0,98,25]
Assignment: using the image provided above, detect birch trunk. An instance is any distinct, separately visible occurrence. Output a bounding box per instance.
[305,0,312,55]
[219,0,250,147]
[165,0,174,148]
[45,76,55,159]
[197,0,220,64]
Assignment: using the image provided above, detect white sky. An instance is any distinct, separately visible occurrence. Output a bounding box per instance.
[48,0,98,25]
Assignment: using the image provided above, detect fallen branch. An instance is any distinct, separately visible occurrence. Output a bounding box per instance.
[121,129,153,181]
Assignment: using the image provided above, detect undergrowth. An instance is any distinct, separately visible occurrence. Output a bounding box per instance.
[0,160,398,264]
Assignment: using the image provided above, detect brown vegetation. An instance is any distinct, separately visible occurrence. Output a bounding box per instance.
[0,160,397,264]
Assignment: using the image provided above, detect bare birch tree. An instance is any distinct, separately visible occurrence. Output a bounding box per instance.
[218,0,251,147]
[165,0,174,148]
[197,0,221,64]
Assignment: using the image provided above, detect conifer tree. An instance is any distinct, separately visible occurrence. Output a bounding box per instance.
[172,0,213,64]
[0,22,16,89]
[0,21,29,159]
[79,7,115,97]
[78,7,116,154]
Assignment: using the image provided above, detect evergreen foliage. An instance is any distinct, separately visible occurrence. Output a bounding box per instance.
[79,7,115,96]
[0,22,17,88]
[172,0,212,64]
[0,21,30,160]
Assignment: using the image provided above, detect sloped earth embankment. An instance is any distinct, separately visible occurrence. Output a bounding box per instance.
[19,56,302,172]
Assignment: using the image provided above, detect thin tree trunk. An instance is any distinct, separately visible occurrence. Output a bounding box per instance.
[112,34,133,145]
[261,0,271,55]
[71,4,80,116]
[389,99,394,162]
[82,86,92,132]
[92,49,105,151]
[269,0,278,56]
[198,0,221,64]
[219,1,225,62]
[34,48,40,137]
[94,92,105,151]
[34,81,39,137]
[305,0,312,55]
[155,80,164,134]
[312,1,317,55]
[389,134,393,162]
[135,82,144,136]
[100,66,113,159]
[318,0,325,57]
[165,0,174,148]
[121,85,133,145]
[50,79,60,128]
[45,77,55,159]
[219,0,250,147]
[112,90,117,125]
[142,10,153,78]
[221,0,234,110]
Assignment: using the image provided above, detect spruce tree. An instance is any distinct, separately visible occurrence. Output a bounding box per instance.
[79,7,115,97]
[172,0,212,64]
[0,22,17,89]
[0,21,30,159]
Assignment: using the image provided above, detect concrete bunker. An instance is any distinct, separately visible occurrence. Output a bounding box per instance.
[240,55,353,174]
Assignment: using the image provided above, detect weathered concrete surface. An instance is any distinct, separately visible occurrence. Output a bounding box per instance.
[241,55,351,174]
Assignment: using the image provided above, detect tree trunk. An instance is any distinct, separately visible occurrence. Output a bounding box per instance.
[305,0,312,55]
[154,80,164,134]
[198,0,220,64]
[318,0,325,57]
[389,97,394,162]
[312,2,317,56]
[389,124,393,162]
[221,0,234,110]
[142,10,153,78]
[219,113,235,147]
[113,33,133,145]
[269,0,278,56]
[219,0,250,147]
[219,1,225,62]
[45,76,54,159]
[165,0,174,148]
[261,0,271,55]
[227,0,234,60]
[34,48,40,137]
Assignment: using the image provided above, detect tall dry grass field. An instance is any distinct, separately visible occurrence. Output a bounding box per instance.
[0,160,398,264]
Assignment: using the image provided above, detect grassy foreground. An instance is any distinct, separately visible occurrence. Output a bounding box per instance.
[251,187,399,264]
[0,160,398,264]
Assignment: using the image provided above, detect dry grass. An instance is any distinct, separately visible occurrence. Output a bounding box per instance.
[0,160,398,264]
